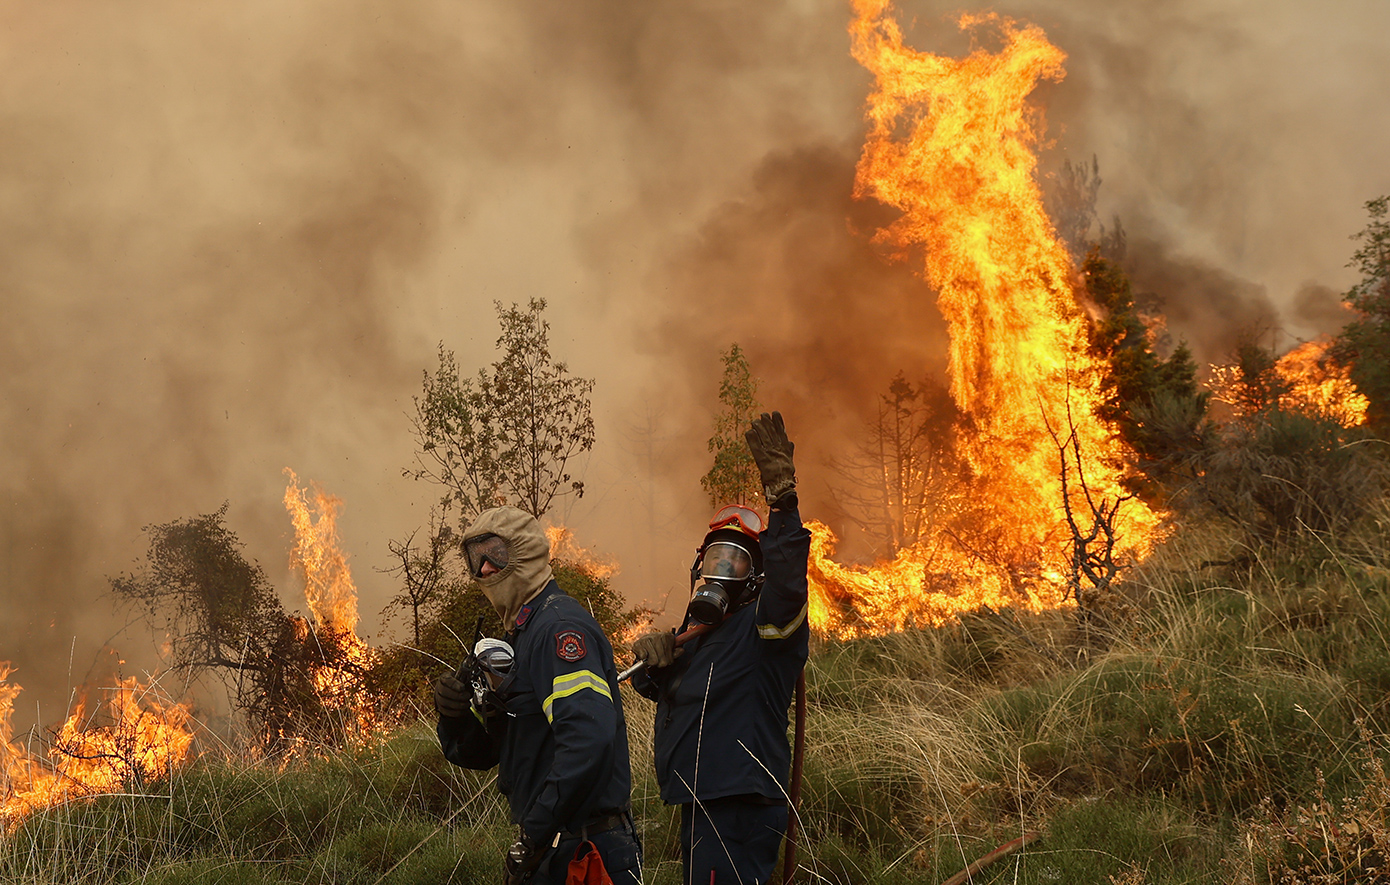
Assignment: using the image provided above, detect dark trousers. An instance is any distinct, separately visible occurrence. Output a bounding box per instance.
[533,814,643,885]
[680,797,787,885]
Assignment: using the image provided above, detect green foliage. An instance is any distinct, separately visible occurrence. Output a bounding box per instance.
[408,299,595,523]
[1196,407,1382,543]
[1332,195,1390,430]
[700,343,763,510]
[974,797,1221,884]
[0,726,509,885]
[1083,250,1212,497]
[1238,732,1390,885]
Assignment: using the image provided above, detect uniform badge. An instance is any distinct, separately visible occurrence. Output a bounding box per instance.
[555,630,586,662]
[516,605,533,628]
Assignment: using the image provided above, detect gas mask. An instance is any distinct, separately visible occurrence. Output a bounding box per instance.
[686,505,765,625]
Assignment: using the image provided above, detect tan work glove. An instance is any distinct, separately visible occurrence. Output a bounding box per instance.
[745,411,796,507]
[631,631,682,669]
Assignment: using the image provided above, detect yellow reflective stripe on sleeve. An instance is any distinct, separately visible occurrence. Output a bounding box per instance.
[471,704,486,726]
[542,669,613,723]
[757,600,808,640]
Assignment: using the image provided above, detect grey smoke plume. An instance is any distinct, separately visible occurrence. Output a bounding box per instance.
[1,0,1387,729]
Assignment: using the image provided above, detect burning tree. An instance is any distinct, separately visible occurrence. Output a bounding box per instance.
[1195,337,1379,545]
[108,504,306,741]
[408,298,595,523]
[829,372,961,559]
[1333,195,1390,430]
[1081,250,1212,499]
[807,3,1164,638]
[112,485,382,753]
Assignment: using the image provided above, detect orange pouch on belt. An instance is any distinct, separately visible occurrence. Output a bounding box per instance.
[566,840,614,885]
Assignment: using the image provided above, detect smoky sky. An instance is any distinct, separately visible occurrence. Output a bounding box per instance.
[2,0,1387,729]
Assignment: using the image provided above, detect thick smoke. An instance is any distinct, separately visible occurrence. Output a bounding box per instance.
[1,0,1387,729]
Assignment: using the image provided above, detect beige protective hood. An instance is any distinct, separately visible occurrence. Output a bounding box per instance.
[463,506,554,628]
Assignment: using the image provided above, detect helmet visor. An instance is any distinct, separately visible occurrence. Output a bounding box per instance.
[464,534,510,578]
[699,541,754,581]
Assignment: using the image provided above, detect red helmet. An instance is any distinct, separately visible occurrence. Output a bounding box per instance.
[707,504,763,542]
[686,504,765,624]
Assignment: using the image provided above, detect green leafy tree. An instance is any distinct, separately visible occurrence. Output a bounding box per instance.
[701,343,763,509]
[1083,249,1212,495]
[408,298,595,523]
[1333,195,1390,430]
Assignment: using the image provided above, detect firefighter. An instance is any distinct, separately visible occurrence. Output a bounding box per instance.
[434,505,642,885]
[630,411,811,885]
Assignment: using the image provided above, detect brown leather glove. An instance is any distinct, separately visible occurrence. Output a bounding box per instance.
[433,673,470,719]
[745,411,796,507]
[631,631,682,669]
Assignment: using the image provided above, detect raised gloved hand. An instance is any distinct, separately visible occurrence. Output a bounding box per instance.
[504,831,545,885]
[631,631,682,669]
[433,673,470,719]
[745,411,796,508]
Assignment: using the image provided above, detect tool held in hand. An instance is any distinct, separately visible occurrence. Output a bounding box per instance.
[616,623,714,682]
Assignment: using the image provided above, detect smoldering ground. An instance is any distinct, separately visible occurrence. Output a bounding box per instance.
[1,0,1387,729]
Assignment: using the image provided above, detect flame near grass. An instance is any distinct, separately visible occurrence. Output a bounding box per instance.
[809,2,1160,637]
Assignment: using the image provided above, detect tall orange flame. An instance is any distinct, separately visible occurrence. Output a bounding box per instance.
[282,469,377,734]
[2,664,193,826]
[808,2,1158,637]
[283,468,360,637]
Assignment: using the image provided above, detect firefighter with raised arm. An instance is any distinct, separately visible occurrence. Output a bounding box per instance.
[434,506,642,885]
[629,411,811,885]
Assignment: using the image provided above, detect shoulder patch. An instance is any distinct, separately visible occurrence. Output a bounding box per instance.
[555,630,587,662]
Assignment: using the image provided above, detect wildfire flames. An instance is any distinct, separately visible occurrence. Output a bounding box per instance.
[808,2,1160,637]
[283,469,378,733]
[1209,337,1369,426]
[1,664,193,826]
[546,525,619,581]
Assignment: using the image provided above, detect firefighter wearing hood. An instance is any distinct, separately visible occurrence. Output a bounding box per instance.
[630,411,811,885]
[434,506,641,885]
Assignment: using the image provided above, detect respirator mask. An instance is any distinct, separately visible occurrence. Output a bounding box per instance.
[686,505,765,625]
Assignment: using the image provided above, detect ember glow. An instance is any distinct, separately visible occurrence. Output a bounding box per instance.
[283,469,377,731]
[807,2,1160,637]
[1,664,193,826]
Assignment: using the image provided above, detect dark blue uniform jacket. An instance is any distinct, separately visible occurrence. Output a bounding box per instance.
[438,581,632,843]
[633,506,811,805]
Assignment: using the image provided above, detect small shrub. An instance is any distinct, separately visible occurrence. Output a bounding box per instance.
[1235,730,1390,884]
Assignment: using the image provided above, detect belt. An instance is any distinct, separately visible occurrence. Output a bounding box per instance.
[560,809,628,840]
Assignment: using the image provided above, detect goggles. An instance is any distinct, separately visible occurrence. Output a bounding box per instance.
[699,540,754,582]
[708,504,763,540]
[464,534,509,578]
